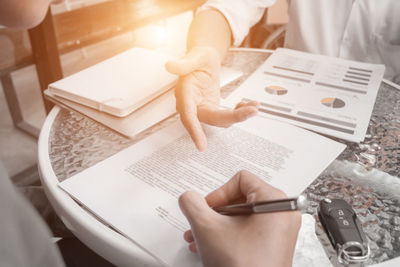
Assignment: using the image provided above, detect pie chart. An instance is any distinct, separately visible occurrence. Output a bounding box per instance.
[321,97,345,108]
[265,85,288,95]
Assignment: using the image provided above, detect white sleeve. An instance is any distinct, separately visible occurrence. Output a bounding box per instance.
[198,0,276,46]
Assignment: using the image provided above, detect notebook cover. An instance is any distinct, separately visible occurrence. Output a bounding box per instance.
[48,47,177,117]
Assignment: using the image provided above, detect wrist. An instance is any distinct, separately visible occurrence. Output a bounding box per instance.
[188,46,223,65]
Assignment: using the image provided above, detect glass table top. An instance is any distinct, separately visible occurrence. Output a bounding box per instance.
[48,49,400,266]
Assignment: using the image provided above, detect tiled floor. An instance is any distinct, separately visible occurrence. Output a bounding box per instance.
[0,11,191,181]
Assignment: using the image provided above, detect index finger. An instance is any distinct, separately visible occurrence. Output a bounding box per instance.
[175,87,207,151]
[206,170,286,208]
[198,103,258,128]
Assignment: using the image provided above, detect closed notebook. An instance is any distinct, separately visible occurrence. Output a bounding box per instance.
[48,47,178,117]
[44,67,243,138]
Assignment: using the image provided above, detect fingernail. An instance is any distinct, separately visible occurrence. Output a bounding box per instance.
[247,192,257,203]
[197,143,205,152]
[246,110,258,119]
[196,138,207,152]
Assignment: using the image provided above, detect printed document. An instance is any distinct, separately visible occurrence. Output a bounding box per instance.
[60,116,345,266]
[223,48,385,142]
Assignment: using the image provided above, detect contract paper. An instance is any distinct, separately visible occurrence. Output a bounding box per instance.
[60,117,345,267]
[223,48,385,142]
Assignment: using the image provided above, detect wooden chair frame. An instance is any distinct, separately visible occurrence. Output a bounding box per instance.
[1,0,204,183]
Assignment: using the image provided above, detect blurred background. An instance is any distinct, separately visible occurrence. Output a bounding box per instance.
[0,0,288,184]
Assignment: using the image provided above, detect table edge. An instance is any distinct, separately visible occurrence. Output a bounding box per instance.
[38,106,160,266]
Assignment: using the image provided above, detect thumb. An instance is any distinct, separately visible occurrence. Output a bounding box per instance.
[179,191,214,226]
[165,50,205,76]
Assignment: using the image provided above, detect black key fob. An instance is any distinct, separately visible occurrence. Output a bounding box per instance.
[318,198,370,264]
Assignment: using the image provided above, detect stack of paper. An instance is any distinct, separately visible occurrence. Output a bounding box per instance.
[223,48,385,142]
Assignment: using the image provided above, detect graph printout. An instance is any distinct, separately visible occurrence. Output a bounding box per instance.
[223,48,385,142]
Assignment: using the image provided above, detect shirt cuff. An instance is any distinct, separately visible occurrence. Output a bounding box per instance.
[198,1,273,46]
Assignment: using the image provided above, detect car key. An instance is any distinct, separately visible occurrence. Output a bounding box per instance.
[318,198,370,264]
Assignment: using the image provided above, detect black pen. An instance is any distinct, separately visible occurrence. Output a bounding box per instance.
[213,196,307,216]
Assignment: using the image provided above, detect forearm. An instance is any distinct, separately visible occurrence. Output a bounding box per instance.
[187,9,232,61]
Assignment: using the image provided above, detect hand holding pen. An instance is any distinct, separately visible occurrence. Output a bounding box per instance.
[179,170,301,267]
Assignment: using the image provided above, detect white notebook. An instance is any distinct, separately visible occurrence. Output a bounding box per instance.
[45,66,243,138]
[48,47,178,117]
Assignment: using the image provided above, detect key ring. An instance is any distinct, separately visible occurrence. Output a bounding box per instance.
[337,241,370,264]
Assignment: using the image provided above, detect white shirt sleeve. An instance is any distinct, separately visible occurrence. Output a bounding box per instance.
[199,0,276,46]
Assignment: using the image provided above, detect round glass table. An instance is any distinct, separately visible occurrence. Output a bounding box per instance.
[38,48,400,266]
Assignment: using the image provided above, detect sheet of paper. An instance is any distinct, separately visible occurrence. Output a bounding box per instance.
[60,116,345,267]
[293,214,332,267]
[370,257,400,267]
[223,48,385,142]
